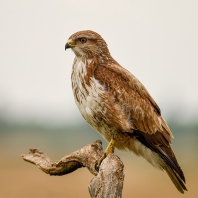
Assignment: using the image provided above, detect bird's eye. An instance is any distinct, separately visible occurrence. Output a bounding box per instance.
[79,38,87,44]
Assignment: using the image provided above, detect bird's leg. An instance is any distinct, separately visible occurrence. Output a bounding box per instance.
[95,138,115,171]
[104,138,115,154]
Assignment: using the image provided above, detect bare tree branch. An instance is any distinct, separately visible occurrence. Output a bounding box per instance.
[21,140,125,198]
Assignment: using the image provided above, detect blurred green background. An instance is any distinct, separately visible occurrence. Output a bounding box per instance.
[1,115,198,198]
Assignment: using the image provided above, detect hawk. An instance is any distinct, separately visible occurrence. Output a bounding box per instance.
[65,30,187,193]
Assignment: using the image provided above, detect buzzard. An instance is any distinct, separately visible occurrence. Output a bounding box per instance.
[65,30,187,193]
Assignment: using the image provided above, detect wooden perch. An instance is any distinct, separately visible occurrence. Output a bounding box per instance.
[21,140,125,198]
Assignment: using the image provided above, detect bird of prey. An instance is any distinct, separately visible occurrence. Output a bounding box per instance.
[65,30,187,193]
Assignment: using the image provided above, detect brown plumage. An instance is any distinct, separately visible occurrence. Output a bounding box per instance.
[65,30,187,193]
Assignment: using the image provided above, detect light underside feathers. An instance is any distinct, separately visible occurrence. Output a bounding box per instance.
[67,30,187,193]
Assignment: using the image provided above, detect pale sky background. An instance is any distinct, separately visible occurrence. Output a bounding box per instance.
[0,0,197,125]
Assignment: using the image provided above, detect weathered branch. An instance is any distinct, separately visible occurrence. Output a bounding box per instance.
[89,153,124,198]
[22,140,125,198]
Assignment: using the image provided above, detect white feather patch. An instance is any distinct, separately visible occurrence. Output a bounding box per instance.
[133,139,163,170]
[72,57,105,124]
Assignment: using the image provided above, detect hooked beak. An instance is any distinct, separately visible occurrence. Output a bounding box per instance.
[65,43,71,50]
[65,39,75,50]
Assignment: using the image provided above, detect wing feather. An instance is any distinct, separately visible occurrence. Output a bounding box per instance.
[94,62,173,142]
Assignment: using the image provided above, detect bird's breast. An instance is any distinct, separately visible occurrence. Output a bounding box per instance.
[71,58,112,139]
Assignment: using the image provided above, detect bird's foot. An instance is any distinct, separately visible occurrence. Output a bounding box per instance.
[95,139,115,171]
[95,153,106,171]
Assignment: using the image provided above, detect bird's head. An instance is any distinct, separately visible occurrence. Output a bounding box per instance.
[65,30,110,58]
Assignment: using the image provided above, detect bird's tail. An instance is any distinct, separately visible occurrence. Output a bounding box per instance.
[148,145,188,193]
[156,143,188,193]
[147,145,188,193]
[131,130,187,193]
[162,161,187,193]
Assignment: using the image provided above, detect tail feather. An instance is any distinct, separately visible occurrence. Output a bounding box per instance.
[156,143,187,192]
[131,130,187,193]
[164,165,187,193]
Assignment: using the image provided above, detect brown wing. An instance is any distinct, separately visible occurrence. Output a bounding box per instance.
[94,62,187,192]
[94,62,173,142]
